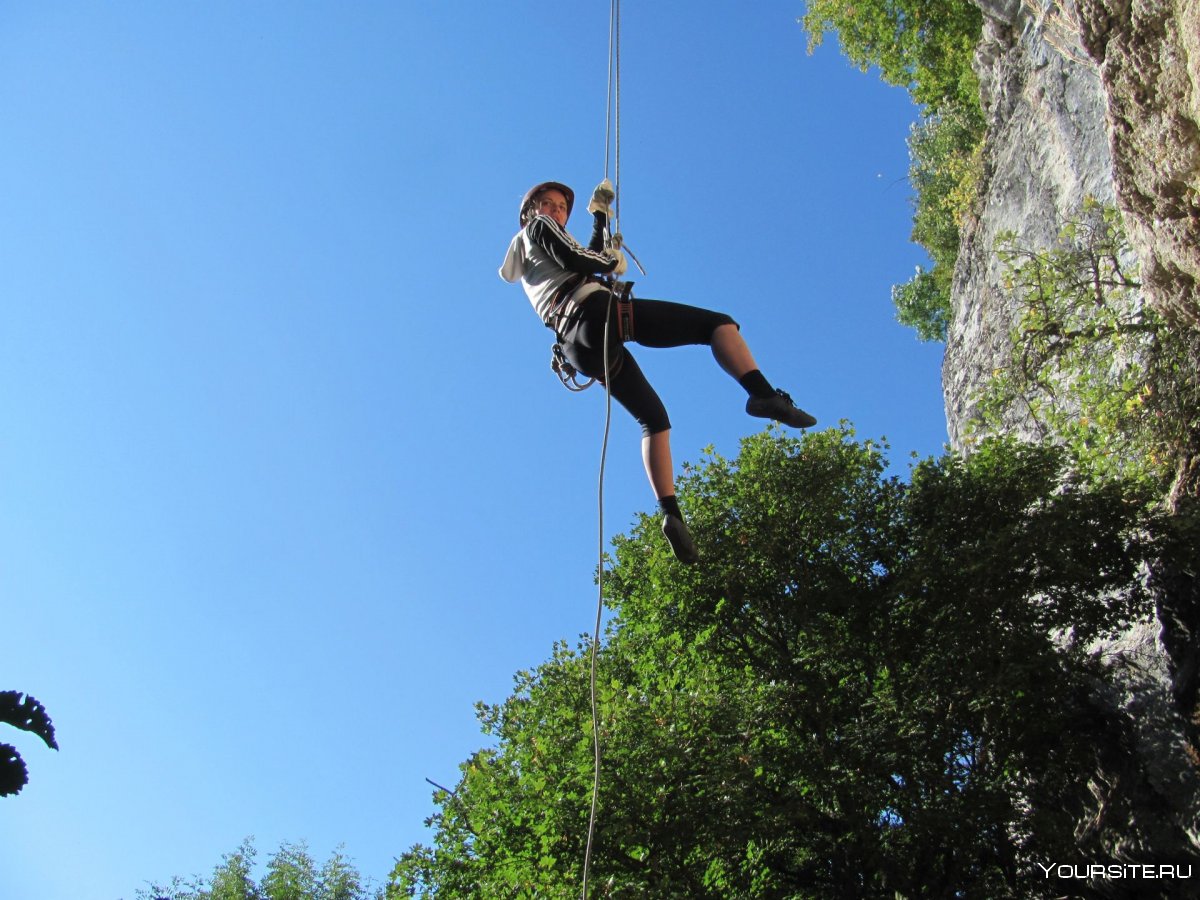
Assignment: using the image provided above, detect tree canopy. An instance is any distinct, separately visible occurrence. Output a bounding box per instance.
[389,428,1165,898]
[801,0,986,343]
[137,838,381,900]
[801,0,981,114]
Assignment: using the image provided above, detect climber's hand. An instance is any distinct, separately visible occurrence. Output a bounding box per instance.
[605,248,628,277]
[588,179,616,217]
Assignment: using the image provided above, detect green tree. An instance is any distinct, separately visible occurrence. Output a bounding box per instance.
[138,838,380,900]
[894,103,986,341]
[801,0,981,113]
[390,428,1164,898]
[975,199,1200,492]
[800,0,986,342]
[0,691,58,798]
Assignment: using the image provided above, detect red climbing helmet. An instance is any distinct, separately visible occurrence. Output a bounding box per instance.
[519,181,574,226]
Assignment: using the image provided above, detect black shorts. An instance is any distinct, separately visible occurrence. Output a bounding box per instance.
[556,291,737,436]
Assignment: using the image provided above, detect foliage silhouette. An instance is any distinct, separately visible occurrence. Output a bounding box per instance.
[0,690,58,797]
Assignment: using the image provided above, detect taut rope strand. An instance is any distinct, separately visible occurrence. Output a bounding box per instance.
[582,3,621,895]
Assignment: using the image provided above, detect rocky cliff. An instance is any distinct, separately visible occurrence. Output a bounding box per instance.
[944,0,1200,874]
[1075,0,1200,336]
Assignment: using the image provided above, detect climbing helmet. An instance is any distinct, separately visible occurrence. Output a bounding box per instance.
[519,181,574,226]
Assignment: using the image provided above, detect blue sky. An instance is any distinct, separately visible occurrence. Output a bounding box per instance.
[0,3,946,897]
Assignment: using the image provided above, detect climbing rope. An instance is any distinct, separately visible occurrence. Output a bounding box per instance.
[603,0,621,237]
[581,294,613,900]
[581,3,622,897]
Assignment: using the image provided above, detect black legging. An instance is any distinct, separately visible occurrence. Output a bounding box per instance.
[556,291,737,436]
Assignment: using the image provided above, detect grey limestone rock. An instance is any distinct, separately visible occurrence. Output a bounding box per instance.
[944,0,1200,872]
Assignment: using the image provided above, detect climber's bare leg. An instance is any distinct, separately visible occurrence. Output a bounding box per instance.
[711,323,757,380]
[642,430,675,499]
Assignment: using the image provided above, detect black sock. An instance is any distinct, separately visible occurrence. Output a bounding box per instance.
[739,369,775,399]
[658,495,683,519]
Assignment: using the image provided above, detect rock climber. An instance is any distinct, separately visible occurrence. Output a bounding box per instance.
[499,179,817,564]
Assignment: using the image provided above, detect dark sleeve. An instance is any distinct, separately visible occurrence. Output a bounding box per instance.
[587,210,608,252]
[526,215,616,276]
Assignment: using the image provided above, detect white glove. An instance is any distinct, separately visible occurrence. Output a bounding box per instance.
[588,178,616,216]
[605,248,628,277]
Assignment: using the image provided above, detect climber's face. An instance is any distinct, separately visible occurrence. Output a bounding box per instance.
[534,189,570,227]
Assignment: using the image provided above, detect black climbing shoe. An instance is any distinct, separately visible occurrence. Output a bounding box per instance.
[746,389,817,429]
[662,514,700,564]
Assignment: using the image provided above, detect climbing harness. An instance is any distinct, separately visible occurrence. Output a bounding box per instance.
[614,279,636,343]
[548,279,637,392]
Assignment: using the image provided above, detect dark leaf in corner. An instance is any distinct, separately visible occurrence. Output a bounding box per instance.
[0,691,58,750]
[0,743,29,797]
